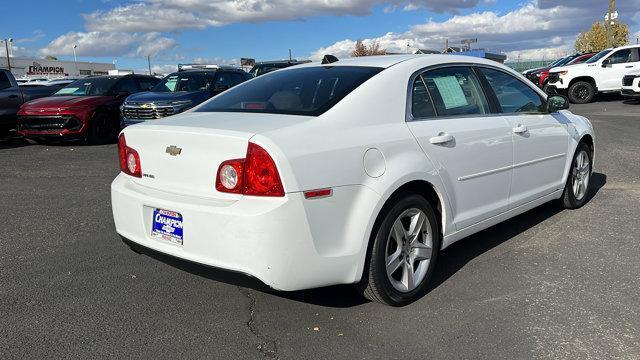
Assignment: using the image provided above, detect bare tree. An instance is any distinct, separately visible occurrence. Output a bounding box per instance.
[352,40,387,57]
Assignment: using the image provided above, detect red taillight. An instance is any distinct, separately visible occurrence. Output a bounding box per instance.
[216,142,284,197]
[117,133,142,178]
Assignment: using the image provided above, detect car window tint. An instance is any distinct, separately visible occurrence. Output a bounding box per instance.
[422,67,490,116]
[227,73,245,87]
[114,78,139,94]
[479,67,545,114]
[608,49,632,64]
[411,75,436,118]
[0,72,11,90]
[138,78,158,91]
[214,73,234,88]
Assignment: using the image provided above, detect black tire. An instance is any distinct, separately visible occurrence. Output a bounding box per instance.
[358,192,440,306]
[88,112,117,145]
[568,81,595,104]
[558,142,592,209]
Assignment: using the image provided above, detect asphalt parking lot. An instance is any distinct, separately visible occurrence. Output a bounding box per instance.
[1,98,639,360]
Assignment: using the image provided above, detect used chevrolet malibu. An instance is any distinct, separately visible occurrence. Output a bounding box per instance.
[111,55,595,306]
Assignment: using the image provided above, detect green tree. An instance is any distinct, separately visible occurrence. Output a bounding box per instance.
[575,21,629,52]
[352,40,386,57]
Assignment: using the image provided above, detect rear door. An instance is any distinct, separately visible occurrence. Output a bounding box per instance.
[477,66,569,207]
[406,65,514,230]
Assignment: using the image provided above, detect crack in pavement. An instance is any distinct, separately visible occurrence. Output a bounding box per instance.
[238,287,279,359]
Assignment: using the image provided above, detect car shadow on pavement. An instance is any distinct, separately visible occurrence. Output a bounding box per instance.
[0,133,30,150]
[126,173,606,309]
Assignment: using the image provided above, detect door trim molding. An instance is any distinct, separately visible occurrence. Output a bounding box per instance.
[458,153,566,181]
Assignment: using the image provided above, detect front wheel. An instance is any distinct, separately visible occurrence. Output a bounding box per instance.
[558,143,592,209]
[358,193,440,306]
[568,81,595,104]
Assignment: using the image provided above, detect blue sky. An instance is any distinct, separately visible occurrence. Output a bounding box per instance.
[2,0,639,73]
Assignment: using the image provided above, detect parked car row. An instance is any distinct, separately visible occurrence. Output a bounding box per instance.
[1,60,308,143]
[0,69,71,136]
[523,44,640,103]
[523,52,596,93]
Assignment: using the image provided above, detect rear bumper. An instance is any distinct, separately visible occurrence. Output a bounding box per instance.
[111,174,379,291]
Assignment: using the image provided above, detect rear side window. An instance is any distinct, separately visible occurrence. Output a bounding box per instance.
[420,67,490,117]
[196,66,382,116]
[479,67,545,114]
[0,72,11,90]
[411,76,436,118]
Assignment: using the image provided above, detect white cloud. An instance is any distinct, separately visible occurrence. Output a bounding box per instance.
[151,64,178,75]
[310,1,637,61]
[84,0,485,33]
[39,31,176,58]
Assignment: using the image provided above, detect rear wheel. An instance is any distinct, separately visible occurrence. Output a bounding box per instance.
[558,143,592,209]
[568,81,595,104]
[358,192,440,306]
[88,112,116,145]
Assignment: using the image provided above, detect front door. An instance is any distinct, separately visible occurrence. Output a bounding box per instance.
[599,47,640,91]
[477,67,569,207]
[406,66,513,230]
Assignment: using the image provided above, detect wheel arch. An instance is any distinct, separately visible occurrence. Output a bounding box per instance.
[355,175,452,283]
[569,76,597,90]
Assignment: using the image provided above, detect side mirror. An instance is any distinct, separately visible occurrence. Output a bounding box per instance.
[547,95,570,112]
[601,59,611,67]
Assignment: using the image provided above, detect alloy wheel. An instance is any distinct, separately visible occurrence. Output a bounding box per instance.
[385,208,433,293]
[572,150,590,201]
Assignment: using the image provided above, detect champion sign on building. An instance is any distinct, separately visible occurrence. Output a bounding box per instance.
[27,62,66,76]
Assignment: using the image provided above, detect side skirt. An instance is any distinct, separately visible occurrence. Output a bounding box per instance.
[442,189,563,249]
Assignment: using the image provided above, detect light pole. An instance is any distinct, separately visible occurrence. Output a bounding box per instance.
[147,55,151,75]
[72,44,78,62]
[3,38,12,71]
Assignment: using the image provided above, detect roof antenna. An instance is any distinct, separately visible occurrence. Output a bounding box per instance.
[321,55,339,65]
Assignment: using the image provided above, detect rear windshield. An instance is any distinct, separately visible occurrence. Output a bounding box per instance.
[196,66,383,116]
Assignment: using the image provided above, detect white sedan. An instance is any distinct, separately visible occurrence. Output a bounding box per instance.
[111,55,595,306]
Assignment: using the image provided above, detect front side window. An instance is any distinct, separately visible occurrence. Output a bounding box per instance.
[196,66,382,116]
[419,67,490,116]
[113,78,139,94]
[608,49,632,64]
[479,67,545,114]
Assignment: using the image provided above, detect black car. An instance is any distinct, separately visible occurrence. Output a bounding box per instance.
[249,60,311,77]
[0,69,68,136]
[121,67,252,126]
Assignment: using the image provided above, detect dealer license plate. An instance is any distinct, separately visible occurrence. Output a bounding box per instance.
[151,209,183,245]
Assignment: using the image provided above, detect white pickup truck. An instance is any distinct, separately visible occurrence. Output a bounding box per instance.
[547,44,640,103]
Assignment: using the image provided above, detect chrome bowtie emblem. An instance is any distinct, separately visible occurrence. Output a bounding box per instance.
[165,145,182,156]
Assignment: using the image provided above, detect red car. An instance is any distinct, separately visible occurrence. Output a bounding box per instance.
[538,53,596,92]
[17,75,159,144]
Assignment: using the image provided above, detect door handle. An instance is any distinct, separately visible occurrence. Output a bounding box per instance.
[429,132,454,144]
[513,124,528,134]
[8,94,18,99]
[625,65,634,68]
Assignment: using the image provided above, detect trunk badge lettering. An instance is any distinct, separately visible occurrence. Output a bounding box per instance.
[166,145,182,156]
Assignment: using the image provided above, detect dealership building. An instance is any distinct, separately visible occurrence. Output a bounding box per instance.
[0,57,115,80]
